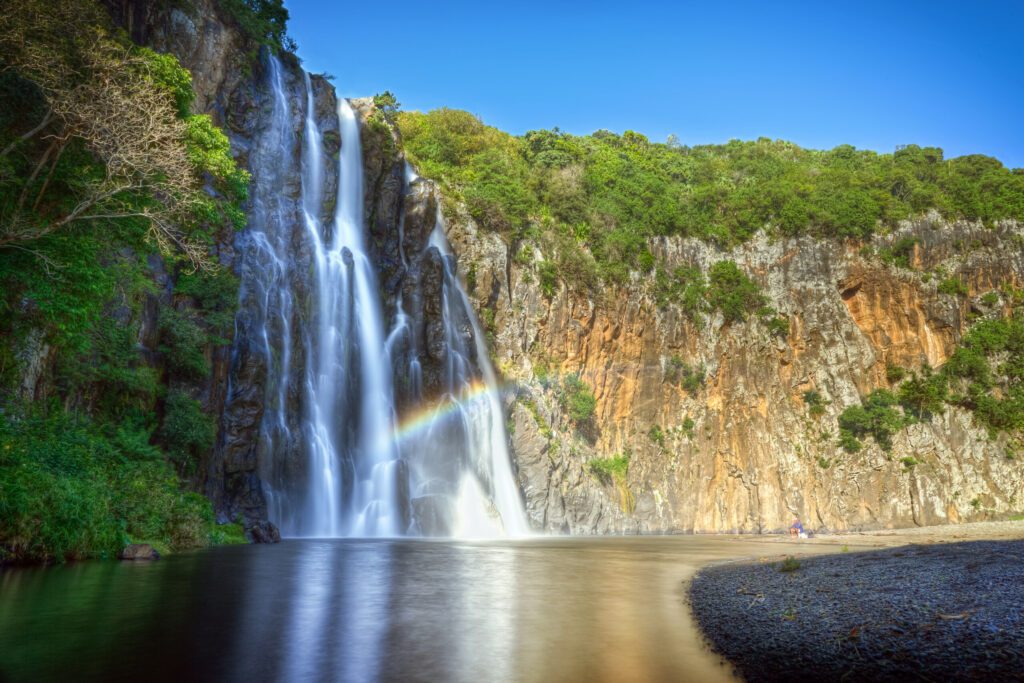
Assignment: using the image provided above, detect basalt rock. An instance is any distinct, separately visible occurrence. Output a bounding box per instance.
[440,209,1024,534]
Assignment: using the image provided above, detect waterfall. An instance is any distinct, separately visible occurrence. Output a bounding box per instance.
[241,56,527,538]
[334,99,403,537]
[299,71,343,537]
[422,211,529,538]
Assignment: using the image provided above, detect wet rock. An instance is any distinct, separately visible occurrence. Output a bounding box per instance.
[119,544,159,561]
[411,495,452,536]
[246,520,281,544]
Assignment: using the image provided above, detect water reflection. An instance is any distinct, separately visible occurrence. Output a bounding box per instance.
[0,537,828,682]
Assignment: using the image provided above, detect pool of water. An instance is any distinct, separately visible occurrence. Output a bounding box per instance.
[0,536,837,682]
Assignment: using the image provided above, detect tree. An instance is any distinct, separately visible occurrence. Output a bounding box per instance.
[373,91,401,121]
[0,0,228,269]
[898,365,948,420]
[838,389,906,452]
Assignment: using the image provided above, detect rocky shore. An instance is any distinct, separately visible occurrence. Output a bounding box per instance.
[689,531,1024,682]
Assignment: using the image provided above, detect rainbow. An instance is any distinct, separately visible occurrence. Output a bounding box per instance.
[392,378,502,446]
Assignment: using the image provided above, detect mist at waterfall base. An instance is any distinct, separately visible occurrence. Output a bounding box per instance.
[237,57,526,539]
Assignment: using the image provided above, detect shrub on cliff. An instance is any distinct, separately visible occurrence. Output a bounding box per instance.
[938,278,969,297]
[803,390,828,417]
[664,356,705,393]
[588,452,635,513]
[897,365,948,420]
[217,0,296,54]
[941,313,1024,433]
[838,389,907,452]
[707,260,769,323]
[560,373,597,424]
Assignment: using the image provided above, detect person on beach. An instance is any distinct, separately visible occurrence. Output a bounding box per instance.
[789,517,803,537]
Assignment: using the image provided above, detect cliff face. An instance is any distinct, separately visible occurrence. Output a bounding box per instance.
[102,0,1023,537]
[441,211,1024,533]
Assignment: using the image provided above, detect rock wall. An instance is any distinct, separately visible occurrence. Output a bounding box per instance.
[440,210,1024,533]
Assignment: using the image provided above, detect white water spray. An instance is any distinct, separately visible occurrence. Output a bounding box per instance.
[245,57,527,538]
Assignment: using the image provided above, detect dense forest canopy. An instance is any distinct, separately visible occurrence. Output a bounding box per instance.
[0,0,288,563]
[397,108,1024,288]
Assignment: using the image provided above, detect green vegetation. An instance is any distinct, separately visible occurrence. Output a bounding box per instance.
[897,364,948,420]
[538,259,559,297]
[877,236,919,269]
[937,277,969,297]
[681,416,696,440]
[648,424,665,447]
[0,1,250,563]
[217,0,295,53]
[706,260,769,323]
[838,389,907,452]
[654,259,780,325]
[158,391,217,475]
[779,556,801,572]
[559,373,597,425]
[837,310,1024,454]
[589,452,635,513]
[397,107,1024,297]
[664,356,705,393]
[0,409,222,563]
[942,314,1024,433]
[589,453,630,484]
[519,395,553,440]
[803,390,828,418]
[886,364,907,383]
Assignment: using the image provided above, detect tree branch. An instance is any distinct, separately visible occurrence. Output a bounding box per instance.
[0,108,53,158]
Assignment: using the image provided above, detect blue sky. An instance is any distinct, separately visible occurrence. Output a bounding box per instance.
[286,1,1024,168]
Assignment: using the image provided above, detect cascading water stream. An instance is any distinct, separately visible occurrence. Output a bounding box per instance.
[299,71,342,537]
[427,214,530,538]
[244,56,527,538]
[334,99,403,537]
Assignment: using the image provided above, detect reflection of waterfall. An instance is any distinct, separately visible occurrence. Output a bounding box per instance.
[240,56,526,537]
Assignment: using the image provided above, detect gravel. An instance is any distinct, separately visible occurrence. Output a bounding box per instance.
[689,540,1024,682]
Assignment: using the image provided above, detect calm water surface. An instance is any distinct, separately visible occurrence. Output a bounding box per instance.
[0,536,832,682]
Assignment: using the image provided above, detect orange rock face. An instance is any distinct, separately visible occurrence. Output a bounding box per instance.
[446,213,1024,534]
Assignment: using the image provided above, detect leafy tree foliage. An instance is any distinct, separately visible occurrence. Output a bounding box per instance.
[0,409,216,563]
[0,0,248,269]
[217,0,295,53]
[560,373,597,424]
[707,260,769,323]
[838,389,906,452]
[0,0,247,562]
[897,364,948,420]
[396,109,1024,298]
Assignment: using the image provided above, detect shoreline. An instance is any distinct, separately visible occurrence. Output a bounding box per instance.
[687,520,1024,682]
